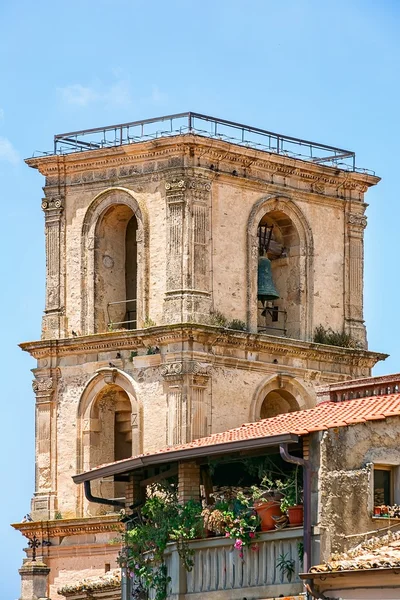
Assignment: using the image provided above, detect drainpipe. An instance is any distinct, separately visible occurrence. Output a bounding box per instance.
[83,480,126,508]
[279,443,311,574]
[304,580,330,600]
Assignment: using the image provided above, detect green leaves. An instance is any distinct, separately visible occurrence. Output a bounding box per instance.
[120,484,203,600]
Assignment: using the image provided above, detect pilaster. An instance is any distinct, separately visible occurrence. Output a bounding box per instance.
[31,371,58,520]
[161,360,211,445]
[41,195,65,339]
[344,210,367,348]
[163,176,212,324]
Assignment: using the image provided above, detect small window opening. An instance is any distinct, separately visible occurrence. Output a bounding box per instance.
[374,466,392,506]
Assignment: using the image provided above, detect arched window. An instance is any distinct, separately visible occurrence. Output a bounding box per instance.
[94,205,138,332]
[260,388,300,419]
[86,385,133,510]
[257,209,301,339]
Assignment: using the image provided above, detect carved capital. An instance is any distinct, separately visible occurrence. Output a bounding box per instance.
[348,213,367,229]
[165,180,186,192]
[41,195,64,212]
[32,377,53,393]
[165,179,186,204]
[161,361,212,380]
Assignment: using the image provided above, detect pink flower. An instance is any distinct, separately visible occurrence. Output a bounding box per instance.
[249,532,255,538]
[234,539,243,549]
[239,551,244,559]
[225,532,230,537]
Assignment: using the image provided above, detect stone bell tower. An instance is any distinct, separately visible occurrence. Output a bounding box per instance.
[13,113,385,598]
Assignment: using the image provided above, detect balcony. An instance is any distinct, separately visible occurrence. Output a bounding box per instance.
[161,528,304,600]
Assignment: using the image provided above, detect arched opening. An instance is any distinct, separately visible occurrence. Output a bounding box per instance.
[94,204,138,332]
[257,209,301,339]
[125,215,138,329]
[88,384,132,509]
[260,389,300,419]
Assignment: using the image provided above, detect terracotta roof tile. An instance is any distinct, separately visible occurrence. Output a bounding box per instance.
[310,531,400,573]
[81,392,400,477]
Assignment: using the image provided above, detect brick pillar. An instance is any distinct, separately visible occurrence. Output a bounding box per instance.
[19,560,50,600]
[178,461,200,503]
[125,472,145,511]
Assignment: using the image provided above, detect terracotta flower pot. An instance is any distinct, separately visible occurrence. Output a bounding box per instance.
[254,500,282,531]
[288,504,304,526]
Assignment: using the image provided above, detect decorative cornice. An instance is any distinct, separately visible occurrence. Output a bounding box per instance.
[26,135,380,190]
[12,515,122,539]
[19,324,387,369]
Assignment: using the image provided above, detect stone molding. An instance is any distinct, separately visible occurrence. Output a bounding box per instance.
[12,515,122,540]
[27,136,378,193]
[20,324,387,369]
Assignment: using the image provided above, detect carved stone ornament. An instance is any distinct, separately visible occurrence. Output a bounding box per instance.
[160,361,212,378]
[313,182,325,195]
[165,180,186,192]
[32,378,53,393]
[348,213,367,228]
[188,179,211,192]
[41,196,64,211]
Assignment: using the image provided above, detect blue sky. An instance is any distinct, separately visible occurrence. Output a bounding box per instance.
[1,1,399,597]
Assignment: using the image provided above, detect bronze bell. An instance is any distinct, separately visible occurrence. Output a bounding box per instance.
[258,256,279,304]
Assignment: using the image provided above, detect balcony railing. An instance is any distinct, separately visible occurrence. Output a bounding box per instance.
[33,112,373,173]
[156,528,304,600]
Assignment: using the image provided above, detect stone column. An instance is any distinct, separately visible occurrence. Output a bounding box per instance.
[41,195,64,340]
[345,211,367,347]
[31,372,57,520]
[163,177,212,324]
[161,361,211,446]
[19,560,50,600]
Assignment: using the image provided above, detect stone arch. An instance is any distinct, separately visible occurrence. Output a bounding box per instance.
[247,195,314,340]
[250,373,315,422]
[81,187,149,334]
[76,368,142,515]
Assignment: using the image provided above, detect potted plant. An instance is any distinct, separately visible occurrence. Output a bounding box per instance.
[250,476,283,531]
[202,489,259,555]
[279,469,303,526]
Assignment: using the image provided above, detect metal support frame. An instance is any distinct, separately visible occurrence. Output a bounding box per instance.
[41,112,365,172]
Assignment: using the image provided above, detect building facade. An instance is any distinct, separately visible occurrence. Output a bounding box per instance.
[13,113,385,598]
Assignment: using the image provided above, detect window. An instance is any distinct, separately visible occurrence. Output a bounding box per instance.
[374,465,392,506]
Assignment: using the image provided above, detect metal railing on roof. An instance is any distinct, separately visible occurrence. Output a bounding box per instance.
[43,112,367,173]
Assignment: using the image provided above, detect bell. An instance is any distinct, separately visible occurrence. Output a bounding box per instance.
[258,256,279,304]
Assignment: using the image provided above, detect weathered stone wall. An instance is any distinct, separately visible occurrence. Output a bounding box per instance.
[316,418,400,560]
[23,133,381,597]
[31,135,377,346]
[25,325,382,522]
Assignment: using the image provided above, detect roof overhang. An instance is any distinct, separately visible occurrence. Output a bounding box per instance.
[301,567,400,593]
[73,432,299,484]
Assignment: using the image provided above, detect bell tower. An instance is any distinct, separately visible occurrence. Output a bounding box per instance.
[14,113,385,597]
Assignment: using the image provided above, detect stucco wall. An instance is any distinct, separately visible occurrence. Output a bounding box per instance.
[317,418,400,560]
